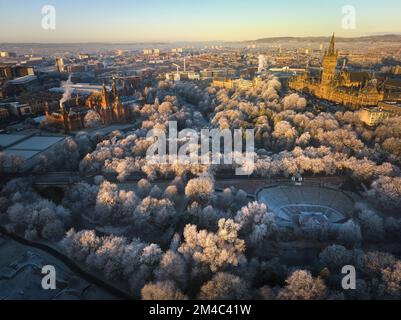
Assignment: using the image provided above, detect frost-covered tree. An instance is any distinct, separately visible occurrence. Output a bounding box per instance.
[258,286,276,300]
[39,137,81,172]
[235,189,248,206]
[84,110,103,128]
[272,121,297,151]
[63,182,99,216]
[359,251,398,277]
[282,93,307,111]
[319,245,353,271]
[94,181,138,225]
[355,251,401,299]
[187,203,231,230]
[141,281,188,300]
[278,270,326,300]
[7,199,70,241]
[296,132,311,147]
[375,117,401,143]
[185,175,215,204]
[154,250,188,289]
[356,206,385,241]
[235,202,277,245]
[137,179,152,199]
[0,153,25,173]
[163,185,179,202]
[384,217,401,240]
[337,220,362,244]
[134,197,176,229]
[60,229,163,295]
[60,229,101,261]
[259,258,288,286]
[179,219,246,272]
[381,261,401,298]
[149,185,162,199]
[199,273,251,300]
[218,188,234,209]
[370,176,401,210]
[86,234,129,280]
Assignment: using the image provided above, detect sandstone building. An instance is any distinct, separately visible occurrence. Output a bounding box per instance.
[289,34,401,109]
[45,79,129,132]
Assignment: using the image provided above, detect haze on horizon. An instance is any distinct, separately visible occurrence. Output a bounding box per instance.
[1,0,401,43]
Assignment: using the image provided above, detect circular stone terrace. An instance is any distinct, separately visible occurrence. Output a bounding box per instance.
[256,183,355,228]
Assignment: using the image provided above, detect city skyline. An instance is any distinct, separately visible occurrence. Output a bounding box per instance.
[1,0,401,304]
[1,0,401,43]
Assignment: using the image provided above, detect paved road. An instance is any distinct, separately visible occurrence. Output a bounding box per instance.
[27,171,347,199]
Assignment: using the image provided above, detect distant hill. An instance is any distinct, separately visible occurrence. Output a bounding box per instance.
[245,34,401,44]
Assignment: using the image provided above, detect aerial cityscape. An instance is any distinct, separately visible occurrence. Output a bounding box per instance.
[0,0,401,305]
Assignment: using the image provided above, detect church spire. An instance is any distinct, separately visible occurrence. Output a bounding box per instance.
[111,77,118,99]
[101,82,108,109]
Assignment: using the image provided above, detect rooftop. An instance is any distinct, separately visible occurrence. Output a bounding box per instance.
[0,134,65,160]
[11,136,65,151]
[8,75,38,85]
[0,134,27,149]
[49,83,111,96]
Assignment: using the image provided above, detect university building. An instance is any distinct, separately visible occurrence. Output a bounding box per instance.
[359,102,401,127]
[212,77,261,91]
[46,79,129,132]
[289,34,401,109]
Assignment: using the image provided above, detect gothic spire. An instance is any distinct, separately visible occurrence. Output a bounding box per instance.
[111,77,118,98]
[101,82,108,109]
[327,33,335,56]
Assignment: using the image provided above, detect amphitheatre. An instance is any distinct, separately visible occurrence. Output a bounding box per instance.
[256,180,357,229]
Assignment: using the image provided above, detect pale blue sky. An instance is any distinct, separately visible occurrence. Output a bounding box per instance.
[0,0,400,42]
